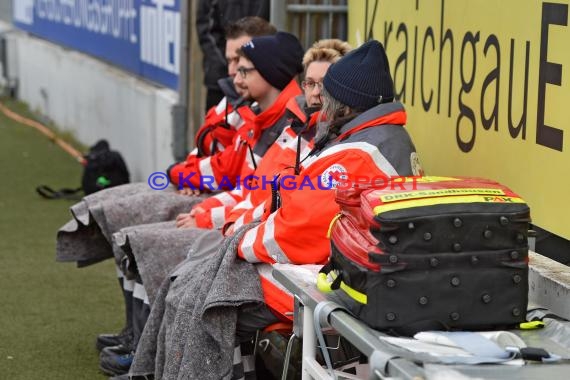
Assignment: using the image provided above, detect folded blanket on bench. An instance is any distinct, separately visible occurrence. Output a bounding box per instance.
[130,226,264,379]
[113,222,207,304]
[56,183,204,267]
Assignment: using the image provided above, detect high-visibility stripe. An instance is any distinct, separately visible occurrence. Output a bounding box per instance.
[240,228,262,263]
[340,280,367,304]
[133,283,147,301]
[233,135,242,151]
[414,176,460,183]
[231,187,244,198]
[233,214,246,230]
[373,195,526,214]
[214,191,239,207]
[257,264,294,319]
[123,279,135,292]
[262,213,290,263]
[327,271,368,304]
[304,142,398,176]
[378,188,505,203]
[242,354,255,373]
[215,97,227,114]
[210,206,227,229]
[233,345,242,365]
[234,200,266,235]
[227,110,244,129]
[252,203,265,220]
[198,157,219,187]
[233,198,253,211]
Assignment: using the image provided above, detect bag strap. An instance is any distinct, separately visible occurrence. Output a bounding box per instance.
[36,185,83,200]
[420,331,562,363]
[317,263,342,293]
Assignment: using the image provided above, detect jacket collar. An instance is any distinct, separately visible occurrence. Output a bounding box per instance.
[255,80,302,131]
[338,101,406,138]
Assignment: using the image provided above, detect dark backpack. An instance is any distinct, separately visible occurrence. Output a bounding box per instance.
[36,139,130,199]
[81,140,130,195]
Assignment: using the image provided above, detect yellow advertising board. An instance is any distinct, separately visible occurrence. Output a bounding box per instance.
[348,0,570,240]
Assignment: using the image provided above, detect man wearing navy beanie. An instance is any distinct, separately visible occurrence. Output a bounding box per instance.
[231,31,304,122]
[239,31,304,90]
[323,39,394,111]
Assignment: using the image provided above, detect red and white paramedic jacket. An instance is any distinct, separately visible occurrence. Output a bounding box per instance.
[194,95,319,229]
[168,80,302,191]
[236,101,424,319]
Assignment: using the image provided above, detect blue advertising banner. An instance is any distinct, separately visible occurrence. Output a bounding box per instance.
[12,0,180,90]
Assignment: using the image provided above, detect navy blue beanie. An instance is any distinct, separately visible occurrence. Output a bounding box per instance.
[323,40,394,110]
[241,32,304,90]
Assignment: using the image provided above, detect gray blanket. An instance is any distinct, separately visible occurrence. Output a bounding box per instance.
[130,227,264,379]
[113,222,208,305]
[56,183,204,267]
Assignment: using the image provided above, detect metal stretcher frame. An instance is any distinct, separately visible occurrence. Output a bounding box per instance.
[272,264,570,380]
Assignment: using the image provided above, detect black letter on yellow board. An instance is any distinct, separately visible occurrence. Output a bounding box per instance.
[536,3,567,151]
[457,31,480,153]
[438,0,454,117]
[508,39,530,139]
[412,26,419,106]
[384,21,393,51]
[422,27,435,111]
[480,35,500,131]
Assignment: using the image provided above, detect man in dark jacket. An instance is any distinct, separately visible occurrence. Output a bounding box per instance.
[197,0,270,109]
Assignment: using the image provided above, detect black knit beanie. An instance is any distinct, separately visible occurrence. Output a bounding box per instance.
[241,31,304,90]
[323,40,394,110]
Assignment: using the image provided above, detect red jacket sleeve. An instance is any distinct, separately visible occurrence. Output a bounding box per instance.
[169,132,250,190]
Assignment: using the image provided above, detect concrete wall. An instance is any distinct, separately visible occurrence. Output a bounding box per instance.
[0,21,10,89]
[5,30,177,181]
[0,0,11,23]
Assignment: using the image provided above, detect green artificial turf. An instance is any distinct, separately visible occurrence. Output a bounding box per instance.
[0,98,123,379]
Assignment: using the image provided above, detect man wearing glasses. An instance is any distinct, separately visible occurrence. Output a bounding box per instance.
[174,31,305,229]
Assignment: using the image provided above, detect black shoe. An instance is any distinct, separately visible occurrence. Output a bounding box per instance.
[96,327,133,351]
[101,343,133,357]
[99,345,134,376]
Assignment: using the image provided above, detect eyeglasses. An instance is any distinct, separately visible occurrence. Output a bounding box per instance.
[236,67,257,79]
[302,80,324,91]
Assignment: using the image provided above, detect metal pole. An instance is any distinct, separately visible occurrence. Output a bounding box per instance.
[172,0,190,161]
[270,0,287,31]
